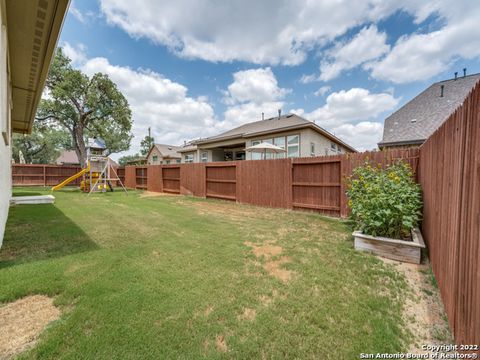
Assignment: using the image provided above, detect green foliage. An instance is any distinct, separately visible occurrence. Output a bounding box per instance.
[118,153,144,166]
[12,123,71,164]
[140,135,154,155]
[36,48,133,164]
[346,161,422,239]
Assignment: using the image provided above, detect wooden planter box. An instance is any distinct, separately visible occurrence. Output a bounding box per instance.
[353,227,425,264]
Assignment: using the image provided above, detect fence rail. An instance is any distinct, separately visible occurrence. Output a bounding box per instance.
[12,164,125,187]
[418,82,480,345]
[124,148,419,217]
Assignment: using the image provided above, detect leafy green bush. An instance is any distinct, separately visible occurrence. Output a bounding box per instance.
[346,161,422,239]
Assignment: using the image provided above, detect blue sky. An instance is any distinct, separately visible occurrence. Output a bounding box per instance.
[58,0,480,156]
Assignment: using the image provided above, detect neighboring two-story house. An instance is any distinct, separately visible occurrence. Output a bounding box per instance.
[179,113,356,163]
[146,143,182,165]
[379,72,480,149]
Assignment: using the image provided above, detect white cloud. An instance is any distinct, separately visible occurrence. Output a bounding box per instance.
[306,87,399,128]
[294,88,398,150]
[62,42,87,66]
[221,67,289,127]
[331,122,383,151]
[100,0,401,65]
[98,0,480,84]
[319,25,390,81]
[224,68,290,105]
[300,74,318,84]
[368,0,480,83]
[80,57,218,156]
[69,1,86,23]
[313,86,331,97]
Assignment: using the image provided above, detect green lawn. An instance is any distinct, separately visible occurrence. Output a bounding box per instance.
[1,188,411,359]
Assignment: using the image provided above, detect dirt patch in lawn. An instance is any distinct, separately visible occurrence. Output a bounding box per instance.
[381,259,452,353]
[215,335,228,353]
[244,242,283,258]
[245,242,294,283]
[0,295,60,359]
[263,257,293,283]
[237,307,256,321]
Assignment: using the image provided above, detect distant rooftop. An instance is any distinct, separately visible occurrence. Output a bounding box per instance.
[151,144,182,158]
[379,72,480,147]
[194,113,356,152]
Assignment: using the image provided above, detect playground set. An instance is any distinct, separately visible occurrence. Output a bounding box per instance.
[51,138,127,194]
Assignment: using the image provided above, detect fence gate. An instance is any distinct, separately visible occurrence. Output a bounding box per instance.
[205,163,236,201]
[135,167,148,189]
[162,166,180,193]
[291,159,342,216]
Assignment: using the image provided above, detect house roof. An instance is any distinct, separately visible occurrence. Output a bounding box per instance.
[193,114,357,152]
[147,143,182,159]
[87,137,106,149]
[56,150,79,165]
[7,0,70,134]
[56,149,119,167]
[379,73,480,147]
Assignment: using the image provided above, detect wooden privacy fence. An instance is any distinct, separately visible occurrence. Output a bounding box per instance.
[12,164,82,186]
[418,83,480,345]
[124,148,419,217]
[12,164,126,187]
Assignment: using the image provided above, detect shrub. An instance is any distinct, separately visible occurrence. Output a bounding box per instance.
[346,161,422,239]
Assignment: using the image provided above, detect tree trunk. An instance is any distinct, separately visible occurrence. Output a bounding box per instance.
[73,126,87,167]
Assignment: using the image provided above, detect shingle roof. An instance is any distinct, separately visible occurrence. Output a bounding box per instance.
[152,144,182,158]
[56,150,79,165]
[194,114,356,152]
[379,73,480,147]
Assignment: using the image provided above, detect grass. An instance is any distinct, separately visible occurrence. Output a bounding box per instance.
[1,188,411,359]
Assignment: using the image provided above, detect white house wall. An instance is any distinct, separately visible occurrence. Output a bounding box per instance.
[0,3,11,247]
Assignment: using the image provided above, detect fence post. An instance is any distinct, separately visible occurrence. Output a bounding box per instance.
[43,165,47,187]
[340,156,347,218]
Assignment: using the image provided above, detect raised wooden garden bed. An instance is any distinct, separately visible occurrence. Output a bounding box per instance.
[353,227,425,264]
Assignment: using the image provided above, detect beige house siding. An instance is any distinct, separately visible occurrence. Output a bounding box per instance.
[181,151,198,163]
[147,146,181,165]
[147,147,162,165]
[0,4,11,247]
[245,128,348,160]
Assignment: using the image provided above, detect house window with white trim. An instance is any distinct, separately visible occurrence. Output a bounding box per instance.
[201,152,208,162]
[287,135,300,158]
[251,140,261,160]
[185,154,194,163]
[310,142,315,156]
[152,155,158,162]
[274,136,286,159]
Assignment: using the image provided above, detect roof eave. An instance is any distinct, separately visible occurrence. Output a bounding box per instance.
[8,0,70,134]
[378,139,425,148]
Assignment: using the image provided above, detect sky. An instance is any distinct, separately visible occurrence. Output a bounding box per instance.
[58,0,480,158]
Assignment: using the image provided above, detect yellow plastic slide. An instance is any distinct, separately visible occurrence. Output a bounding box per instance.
[51,163,90,191]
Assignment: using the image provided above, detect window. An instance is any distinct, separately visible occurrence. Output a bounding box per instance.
[201,152,208,162]
[166,160,171,164]
[262,138,273,159]
[287,135,300,158]
[331,142,337,151]
[251,140,261,160]
[176,159,181,164]
[184,154,194,163]
[152,155,158,162]
[274,136,286,159]
[310,142,315,156]
[235,151,245,160]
